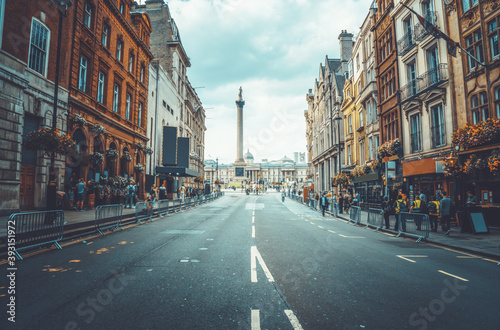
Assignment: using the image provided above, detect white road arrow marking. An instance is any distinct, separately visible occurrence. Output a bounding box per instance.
[251,246,275,283]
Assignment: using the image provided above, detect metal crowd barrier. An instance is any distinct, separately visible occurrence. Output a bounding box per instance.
[349,206,361,225]
[330,202,338,217]
[397,212,430,242]
[9,210,65,260]
[95,204,123,235]
[366,208,384,231]
[171,198,181,212]
[157,199,169,217]
[310,199,316,209]
[135,201,154,224]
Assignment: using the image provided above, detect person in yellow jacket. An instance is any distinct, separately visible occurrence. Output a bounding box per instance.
[427,198,440,232]
[410,195,423,230]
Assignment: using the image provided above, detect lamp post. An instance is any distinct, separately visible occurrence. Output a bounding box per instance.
[334,114,343,194]
[47,0,72,210]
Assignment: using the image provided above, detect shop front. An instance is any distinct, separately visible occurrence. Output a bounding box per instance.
[403,158,448,203]
[353,172,381,207]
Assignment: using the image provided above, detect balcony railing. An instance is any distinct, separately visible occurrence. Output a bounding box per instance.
[397,30,416,56]
[400,63,448,102]
[415,11,437,41]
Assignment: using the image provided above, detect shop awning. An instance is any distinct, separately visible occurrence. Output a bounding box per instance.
[156,166,199,178]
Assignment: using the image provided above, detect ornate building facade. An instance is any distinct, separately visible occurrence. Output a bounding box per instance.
[65,0,153,198]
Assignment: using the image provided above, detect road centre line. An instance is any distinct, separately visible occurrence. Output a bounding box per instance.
[438,270,469,282]
[396,255,428,263]
[251,246,275,283]
[285,310,304,330]
[339,234,365,238]
[328,230,336,233]
[252,226,255,238]
[251,310,260,330]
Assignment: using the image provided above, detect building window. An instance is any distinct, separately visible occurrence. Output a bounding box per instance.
[410,113,422,153]
[465,30,484,72]
[28,19,50,76]
[360,140,365,164]
[373,101,378,122]
[78,55,88,92]
[129,53,134,72]
[347,145,352,165]
[359,110,364,128]
[431,104,445,148]
[470,92,489,124]
[102,24,109,47]
[116,40,123,61]
[488,18,499,60]
[383,110,398,141]
[495,87,500,119]
[348,115,352,133]
[356,54,360,70]
[462,0,478,13]
[403,16,414,47]
[367,101,372,124]
[83,3,92,28]
[407,62,417,96]
[140,65,145,83]
[97,71,105,103]
[0,0,5,48]
[427,46,439,84]
[113,83,120,113]
[125,93,131,120]
[138,102,142,127]
[368,137,373,160]
[120,2,125,15]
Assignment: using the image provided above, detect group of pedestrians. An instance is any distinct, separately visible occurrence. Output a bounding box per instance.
[381,190,462,235]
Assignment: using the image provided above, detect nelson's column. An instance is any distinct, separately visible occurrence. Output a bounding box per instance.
[234,87,246,179]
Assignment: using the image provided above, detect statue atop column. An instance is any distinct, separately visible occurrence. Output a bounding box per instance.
[238,86,243,101]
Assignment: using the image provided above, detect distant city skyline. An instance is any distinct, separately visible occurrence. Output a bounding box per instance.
[140,0,373,164]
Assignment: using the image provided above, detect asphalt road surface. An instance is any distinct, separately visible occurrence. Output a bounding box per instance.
[2,191,499,329]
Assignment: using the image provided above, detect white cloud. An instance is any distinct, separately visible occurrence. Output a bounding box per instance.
[150,0,373,164]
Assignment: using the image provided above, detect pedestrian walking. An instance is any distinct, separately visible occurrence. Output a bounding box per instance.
[281,190,285,202]
[338,194,344,214]
[125,180,136,208]
[76,178,86,211]
[393,194,408,231]
[320,193,329,216]
[440,191,452,235]
[381,196,392,229]
[427,198,440,232]
[410,195,423,230]
[419,191,427,204]
[159,182,166,200]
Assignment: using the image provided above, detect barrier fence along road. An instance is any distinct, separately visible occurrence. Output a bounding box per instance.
[10,210,65,260]
[135,201,154,224]
[397,212,430,242]
[349,206,361,225]
[5,193,223,259]
[366,208,384,231]
[95,204,123,236]
[157,199,169,217]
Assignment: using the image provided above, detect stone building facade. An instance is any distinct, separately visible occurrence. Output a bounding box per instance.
[0,0,72,213]
[305,31,350,194]
[65,0,153,200]
[136,0,206,194]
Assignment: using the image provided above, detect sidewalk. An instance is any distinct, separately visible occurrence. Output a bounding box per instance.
[313,203,500,260]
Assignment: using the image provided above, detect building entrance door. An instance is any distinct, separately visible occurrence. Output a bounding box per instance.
[20,164,36,209]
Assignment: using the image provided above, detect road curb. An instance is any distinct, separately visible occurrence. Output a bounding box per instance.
[304,204,500,261]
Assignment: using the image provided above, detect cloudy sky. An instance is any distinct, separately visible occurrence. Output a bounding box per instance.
[150,0,373,164]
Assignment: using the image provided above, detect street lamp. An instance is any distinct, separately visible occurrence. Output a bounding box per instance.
[47,0,73,210]
[334,114,343,194]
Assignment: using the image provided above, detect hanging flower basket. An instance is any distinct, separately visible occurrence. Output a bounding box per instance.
[488,149,500,175]
[369,159,381,172]
[194,176,203,183]
[91,123,105,135]
[353,164,370,177]
[106,149,119,162]
[377,138,401,159]
[144,146,153,155]
[372,185,382,193]
[332,173,351,186]
[134,164,145,172]
[71,114,87,126]
[452,118,500,150]
[89,152,104,165]
[121,151,132,162]
[24,128,77,156]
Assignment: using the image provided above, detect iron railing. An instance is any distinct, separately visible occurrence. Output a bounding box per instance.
[400,64,448,102]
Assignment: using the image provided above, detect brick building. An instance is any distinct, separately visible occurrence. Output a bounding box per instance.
[65,0,153,200]
[373,0,403,196]
[0,0,73,213]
